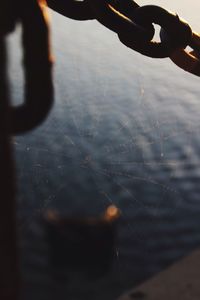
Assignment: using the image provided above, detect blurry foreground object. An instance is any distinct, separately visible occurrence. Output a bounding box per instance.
[0,0,53,299]
[0,20,18,300]
[8,0,53,134]
[44,205,121,278]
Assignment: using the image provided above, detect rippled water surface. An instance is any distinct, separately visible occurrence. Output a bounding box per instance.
[7,1,200,299]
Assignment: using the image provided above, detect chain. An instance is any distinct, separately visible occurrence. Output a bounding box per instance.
[0,0,54,135]
[47,0,200,77]
[1,0,199,133]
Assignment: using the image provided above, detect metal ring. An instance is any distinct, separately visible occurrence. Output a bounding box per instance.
[119,5,192,58]
[9,0,53,134]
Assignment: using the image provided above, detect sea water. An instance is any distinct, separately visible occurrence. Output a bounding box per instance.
[7,1,200,299]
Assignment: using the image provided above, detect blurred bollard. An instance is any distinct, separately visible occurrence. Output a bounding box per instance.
[44,205,120,278]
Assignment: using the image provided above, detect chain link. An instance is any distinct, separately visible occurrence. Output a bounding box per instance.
[1,0,200,135]
[47,0,94,20]
[161,30,200,77]
[88,0,154,42]
[0,0,54,134]
[47,0,200,77]
[118,5,192,58]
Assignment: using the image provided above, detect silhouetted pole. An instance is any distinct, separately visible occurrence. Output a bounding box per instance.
[0,38,19,300]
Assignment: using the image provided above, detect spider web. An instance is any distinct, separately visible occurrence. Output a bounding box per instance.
[7,2,200,299]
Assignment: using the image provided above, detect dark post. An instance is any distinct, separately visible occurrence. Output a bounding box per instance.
[0,38,19,300]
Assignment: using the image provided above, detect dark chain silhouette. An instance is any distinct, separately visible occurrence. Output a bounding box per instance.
[1,0,53,135]
[47,0,200,77]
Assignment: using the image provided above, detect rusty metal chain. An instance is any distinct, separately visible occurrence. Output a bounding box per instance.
[1,0,199,134]
[47,0,200,77]
[0,0,54,135]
